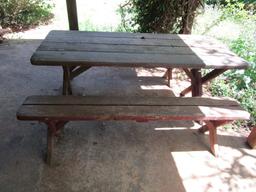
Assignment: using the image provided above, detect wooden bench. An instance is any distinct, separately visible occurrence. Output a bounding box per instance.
[16,96,250,165]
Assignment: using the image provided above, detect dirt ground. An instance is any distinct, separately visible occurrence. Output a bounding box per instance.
[0,39,256,192]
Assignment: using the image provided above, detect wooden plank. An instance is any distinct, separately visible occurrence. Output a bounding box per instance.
[16,104,250,121]
[46,30,224,44]
[66,0,79,30]
[31,50,248,69]
[43,35,227,49]
[32,31,249,70]
[23,96,241,106]
[30,50,205,68]
[46,30,185,40]
[45,31,228,49]
[38,41,237,57]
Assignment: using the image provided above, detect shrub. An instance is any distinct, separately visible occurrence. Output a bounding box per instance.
[119,0,203,33]
[194,0,256,126]
[210,36,256,126]
[0,0,53,31]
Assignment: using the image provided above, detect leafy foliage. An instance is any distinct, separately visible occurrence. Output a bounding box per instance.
[205,0,256,126]
[206,0,256,13]
[0,0,53,31]
[213,37,256,126]
[119,0,203,33]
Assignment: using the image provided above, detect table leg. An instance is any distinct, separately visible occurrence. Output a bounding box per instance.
[191,69,202,97]
[167,68,172,87]
[162,68,172,87]
[180,69,227,97]
[62,66,72,95]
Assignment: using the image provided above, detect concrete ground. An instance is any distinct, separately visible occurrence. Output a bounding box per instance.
[0,40,256,192]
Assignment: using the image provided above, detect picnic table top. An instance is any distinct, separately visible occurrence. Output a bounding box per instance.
[31,30,249,69]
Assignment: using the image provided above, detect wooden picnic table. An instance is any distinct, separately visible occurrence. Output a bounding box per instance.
[31,30,249,96]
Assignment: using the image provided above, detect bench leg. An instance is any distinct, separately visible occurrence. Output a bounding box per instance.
[205,121,218,157]
[46,121,57,165]
[200,120,232,157]
[45,121,68,165]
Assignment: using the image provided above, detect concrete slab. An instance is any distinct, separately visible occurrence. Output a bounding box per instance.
[0,40,256,192]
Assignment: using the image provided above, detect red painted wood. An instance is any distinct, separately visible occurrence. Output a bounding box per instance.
[247,127,256,149]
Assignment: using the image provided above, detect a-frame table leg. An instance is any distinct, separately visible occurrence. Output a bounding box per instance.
[62,65,72,95]
[191,69,202,97]
[180,69,227,96]
[162,68,173,87]
[167,68,172,87]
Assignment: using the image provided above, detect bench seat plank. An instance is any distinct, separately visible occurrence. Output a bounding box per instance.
[23,96,239,106]
[16,96,250,165]
[17,96,250,121]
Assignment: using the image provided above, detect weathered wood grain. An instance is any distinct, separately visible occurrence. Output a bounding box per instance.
[17,96,250,163]
[23,96,240,106]
[17,96,250,121]
[38,41,237,57]
[46,30,224,44]
[31,50,248,69]
[31,50,204,68]
[44,35,226,49]
[31,31,249,69]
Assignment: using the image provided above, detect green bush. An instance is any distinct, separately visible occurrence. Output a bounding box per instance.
[194,0,256,126]
[119,0,203,33]
[0,0,53,31]
[210,36,256,126]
